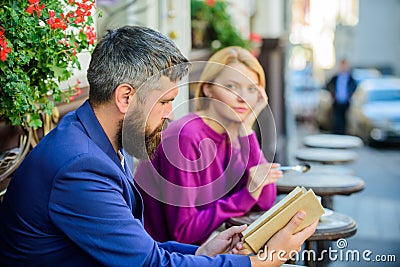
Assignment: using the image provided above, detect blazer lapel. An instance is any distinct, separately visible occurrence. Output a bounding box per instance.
[123,152,144,223]
[76,101,144,222]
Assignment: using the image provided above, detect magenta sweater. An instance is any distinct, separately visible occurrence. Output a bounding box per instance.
[135,113,277,245]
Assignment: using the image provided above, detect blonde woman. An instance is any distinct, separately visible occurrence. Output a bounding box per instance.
[136,46,283,245]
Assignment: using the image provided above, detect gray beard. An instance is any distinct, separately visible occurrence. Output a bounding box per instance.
[120,113,168,160]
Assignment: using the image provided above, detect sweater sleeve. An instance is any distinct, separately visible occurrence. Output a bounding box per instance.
[238,132,277,211]
[154,134,258,245]
[238,132,267,167]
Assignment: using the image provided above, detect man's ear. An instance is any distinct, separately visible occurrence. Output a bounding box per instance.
[114,83,135,114]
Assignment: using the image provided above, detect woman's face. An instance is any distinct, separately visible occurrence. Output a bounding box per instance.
[204,62,260,123]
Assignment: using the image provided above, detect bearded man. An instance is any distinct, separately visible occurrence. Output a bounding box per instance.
[0,26,316,267]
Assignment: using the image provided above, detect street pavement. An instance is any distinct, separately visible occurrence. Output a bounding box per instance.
[287,122,400,267]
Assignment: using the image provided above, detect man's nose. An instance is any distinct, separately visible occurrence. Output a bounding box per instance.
[163,111,174,121]
[162,104,174,120]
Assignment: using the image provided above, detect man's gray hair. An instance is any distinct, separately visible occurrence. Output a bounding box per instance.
[87,25,190,105]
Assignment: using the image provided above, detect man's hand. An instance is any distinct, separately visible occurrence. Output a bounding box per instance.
[195,224,247,257]
[248,163,283,199]
[250,211,318,267]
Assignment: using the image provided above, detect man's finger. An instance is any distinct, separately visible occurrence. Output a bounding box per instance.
[282,211,306,234]
[219,224,247,239]
[294,219,318,241]
[231,232,242,246]
[235,242,243,250]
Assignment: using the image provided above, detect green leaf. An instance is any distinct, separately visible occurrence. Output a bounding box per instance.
[28,117,43,129]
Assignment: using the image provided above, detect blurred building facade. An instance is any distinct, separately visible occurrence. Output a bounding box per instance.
[335,0,400,76]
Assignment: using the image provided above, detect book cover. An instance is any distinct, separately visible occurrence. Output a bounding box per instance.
[241,187,325,253]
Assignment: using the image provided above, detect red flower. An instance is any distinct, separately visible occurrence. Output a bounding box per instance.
[205,0,216,7]
[84,26,96,45]
[0,27,12,62]
[75,2,93,24]
[47,10,67,30]
[73,44,77,57]
[0,42,12,62]
[66,11,75,20]
[74,79,82,96]
[26,0,45,17]
[249,32,262,44]
[58,39,70,47]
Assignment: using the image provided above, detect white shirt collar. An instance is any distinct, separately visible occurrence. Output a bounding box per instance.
[118,150,125,171]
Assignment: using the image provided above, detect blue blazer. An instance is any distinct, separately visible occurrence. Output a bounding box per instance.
[0,101,249,267]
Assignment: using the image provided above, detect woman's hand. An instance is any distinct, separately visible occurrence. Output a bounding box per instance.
[247,163,283,200]
[239,85,268,136]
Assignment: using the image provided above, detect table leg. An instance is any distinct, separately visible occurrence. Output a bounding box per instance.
[303,240,315,267]
[317,241,333,266]
[322,196,334,210]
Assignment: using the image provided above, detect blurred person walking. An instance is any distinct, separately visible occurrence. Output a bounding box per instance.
[326,59,357,134]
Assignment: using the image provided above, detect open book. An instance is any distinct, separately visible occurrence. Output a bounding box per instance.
[241,186,325,253]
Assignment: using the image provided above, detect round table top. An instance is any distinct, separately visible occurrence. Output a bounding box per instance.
[295,148,358,164]
[225,209,357,242]
[277,173,365,196]
[310,209,357,241]
[303,134,363,149]
[305,164,355,175]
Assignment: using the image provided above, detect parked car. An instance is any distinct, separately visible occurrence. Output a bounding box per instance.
[347,77,400,145]
[352,68,382,86]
